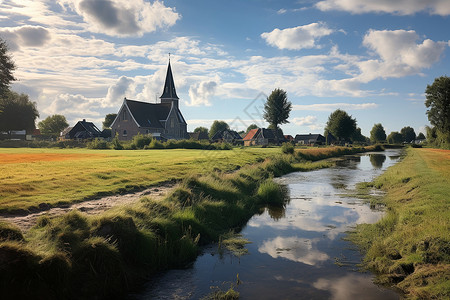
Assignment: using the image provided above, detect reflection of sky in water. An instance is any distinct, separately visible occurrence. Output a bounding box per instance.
[134,150,402,300]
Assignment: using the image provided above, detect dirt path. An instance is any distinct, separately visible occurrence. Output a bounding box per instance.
[0,183,175,232]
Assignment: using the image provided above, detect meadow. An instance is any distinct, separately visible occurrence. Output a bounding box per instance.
[349,148,450,299]
[0,147,280,213]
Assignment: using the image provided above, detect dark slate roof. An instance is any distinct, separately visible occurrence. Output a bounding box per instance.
[260,128,285,141]
[126,99,171,128]
[160,61,179,100]
[211,129,242,141]
[68,120,102,139]
[189,131,209,140]
[295,134,324,142]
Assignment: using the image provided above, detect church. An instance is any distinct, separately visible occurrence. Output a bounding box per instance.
[111,61,188,141]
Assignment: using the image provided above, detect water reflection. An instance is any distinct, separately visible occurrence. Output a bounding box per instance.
[258,236,329,265]
[369,153,386,169]
[134,150,402,300]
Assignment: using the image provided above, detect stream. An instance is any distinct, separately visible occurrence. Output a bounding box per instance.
[131,149,403,300]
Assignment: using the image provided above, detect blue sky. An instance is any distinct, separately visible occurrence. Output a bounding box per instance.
[1,0,450,136]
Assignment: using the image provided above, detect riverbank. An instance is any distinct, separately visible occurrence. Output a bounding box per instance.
[349,147,450,299]
[0,145,382,299]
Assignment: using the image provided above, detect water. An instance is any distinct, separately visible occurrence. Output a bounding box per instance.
[132,149,402,299]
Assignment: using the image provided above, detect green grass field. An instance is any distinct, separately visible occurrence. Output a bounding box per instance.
[350,148,450,299]
[0,147,280,212]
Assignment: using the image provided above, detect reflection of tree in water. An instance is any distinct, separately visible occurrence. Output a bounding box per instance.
[369,154,386,169]
[267,204,286,220]
[335,156,360,170]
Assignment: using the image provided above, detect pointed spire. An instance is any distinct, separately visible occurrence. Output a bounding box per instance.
[160,60,179,100]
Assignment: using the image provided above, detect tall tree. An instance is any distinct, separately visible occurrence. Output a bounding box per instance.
[38,114,69,137]
[425,76,450,135]
[0,91,39,134]
[351,127,367,143]
[400,126,416,143]
[387,131,403,144]
[324,109,357,142]
[263,89,292,130]
[417,132,426,140]
[370,123,386,143]
[209,120,229,139]
[0,38,16,93]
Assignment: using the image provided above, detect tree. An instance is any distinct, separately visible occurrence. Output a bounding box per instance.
[324,109,357,142]
[103,113,117,129]
[351,127,367,143]
[194,126,209,135]
[0,38,16,93]
[425,76,450,135]
[209,120,229,139]
[246,124,258,133]
[0,91,39,134]
[263,88,291,145]
[387,131,403,144]
[370,123,386,143]
[400,126,416,143]
[38,114,69,137]
[417,132,426,140]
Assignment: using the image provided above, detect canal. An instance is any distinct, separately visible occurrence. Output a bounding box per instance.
[132,149,402,299]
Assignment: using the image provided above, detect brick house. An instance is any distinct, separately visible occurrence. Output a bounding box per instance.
[111,61,188,141]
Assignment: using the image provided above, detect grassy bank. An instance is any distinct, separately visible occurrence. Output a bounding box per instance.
[0,145,380,299]
[349,148,450,299]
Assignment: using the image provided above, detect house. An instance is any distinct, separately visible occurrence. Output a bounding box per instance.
[211,129,242,144]
[66,119,102,139]
[243,128,286,146]
[295,133,336,146]
[111,61,188,141]
[189,131,209,141]
[284,135,294,142]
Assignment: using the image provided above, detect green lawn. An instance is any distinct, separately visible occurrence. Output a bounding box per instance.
[0,147,280,212]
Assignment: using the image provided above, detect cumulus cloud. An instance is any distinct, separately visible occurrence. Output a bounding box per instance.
[292,115,323,130]
[60,0,180,36]
[293,103,378,111]
[315,0,450,16]
[104,76,135,107]
[261,22,334,50]
[358,29,448,81]
[0,26,51,51]
[188,80,218,106]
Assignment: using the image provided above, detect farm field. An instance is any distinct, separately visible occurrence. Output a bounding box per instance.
[0,147,280,212]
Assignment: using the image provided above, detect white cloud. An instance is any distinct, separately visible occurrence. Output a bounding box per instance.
[104,76,135,107]
[261,22,334,50]
[292,115,317,126]
[315,0,450,16]
[277,8,287,14]
[59,0,180,37]
[188,80,218,106]
[293,103,378,111]
[358,29,448,81]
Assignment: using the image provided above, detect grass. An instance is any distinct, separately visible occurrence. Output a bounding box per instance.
[0,145,380,299]
[0,147,279,213]
[348,147,450,299]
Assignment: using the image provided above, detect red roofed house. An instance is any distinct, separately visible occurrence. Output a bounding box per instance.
[243,128,286,146]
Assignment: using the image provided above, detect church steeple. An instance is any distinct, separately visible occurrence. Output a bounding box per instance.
[160,60,179,100]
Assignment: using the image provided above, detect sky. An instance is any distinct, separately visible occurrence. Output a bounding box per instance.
[1,0,450,136]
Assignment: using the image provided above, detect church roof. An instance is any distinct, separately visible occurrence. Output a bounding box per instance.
[160,61,179,100]
[125,99,171,128]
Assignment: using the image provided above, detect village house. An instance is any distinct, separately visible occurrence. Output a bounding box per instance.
[65,119,102,139]
[211,129,242,144]
[294,133,336,146]
[111,61,188,141]
[243,128,286,146]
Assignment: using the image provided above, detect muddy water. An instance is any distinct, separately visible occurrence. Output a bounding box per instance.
[132,149,402,300]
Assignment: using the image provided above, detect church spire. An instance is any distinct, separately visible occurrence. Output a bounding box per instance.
[160,60,179,100]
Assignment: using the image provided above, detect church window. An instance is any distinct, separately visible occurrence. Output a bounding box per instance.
[122,110,127,120]
[123,130,127,136]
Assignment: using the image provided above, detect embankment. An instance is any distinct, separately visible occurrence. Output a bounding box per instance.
[0,145,382,299]
[349,147,450,299]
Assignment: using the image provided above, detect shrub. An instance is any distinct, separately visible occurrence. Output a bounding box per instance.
[111,134,123,150]
[147,139,164,149]
[87,138,108,149]
[281,142,294,154]
[131,133,153,149]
